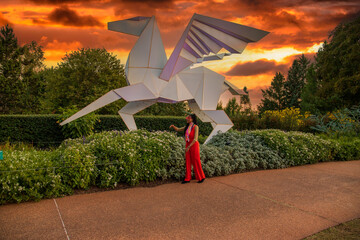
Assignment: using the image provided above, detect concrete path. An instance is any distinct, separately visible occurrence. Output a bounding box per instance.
[1,160,359,240]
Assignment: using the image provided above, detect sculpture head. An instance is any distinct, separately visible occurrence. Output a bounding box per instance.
[108,16,151,36]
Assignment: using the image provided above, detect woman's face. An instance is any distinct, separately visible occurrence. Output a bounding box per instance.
[186,115,192,123]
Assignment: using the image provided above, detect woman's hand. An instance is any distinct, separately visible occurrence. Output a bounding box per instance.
[185,146,190,153]
[169,124,175,130]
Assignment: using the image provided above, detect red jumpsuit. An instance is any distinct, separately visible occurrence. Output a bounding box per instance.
[184,124,206,181]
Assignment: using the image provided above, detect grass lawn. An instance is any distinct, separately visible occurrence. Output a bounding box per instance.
[305,218,360,240]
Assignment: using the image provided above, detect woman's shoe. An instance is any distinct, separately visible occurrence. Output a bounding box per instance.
[181,180,190,184]
[197,178,205,183]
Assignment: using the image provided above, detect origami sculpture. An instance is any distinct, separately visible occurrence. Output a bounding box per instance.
[60,13,269,143]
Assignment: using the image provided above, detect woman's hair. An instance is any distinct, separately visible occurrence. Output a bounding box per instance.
[184,114,197,136]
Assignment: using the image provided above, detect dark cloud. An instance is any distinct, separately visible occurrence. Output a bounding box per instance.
[283,52,316,64]
[226,59,289,76]
[47,6,103,27]
[25,0,89,4]
[0,13,12,25]
[13,24,135,52]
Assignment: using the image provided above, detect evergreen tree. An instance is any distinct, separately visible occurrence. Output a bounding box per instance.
[224,97,241,117]
[258,72,286,113]
[284,54,310,108]
[0,24,23,113]
[306,15,360,112]
[240,86,251,112]
[0,24,44,113]
[300,64,321,113]
[216,100,223,110]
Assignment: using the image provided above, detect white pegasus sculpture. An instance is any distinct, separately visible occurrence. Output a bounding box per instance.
[60,13,269,144]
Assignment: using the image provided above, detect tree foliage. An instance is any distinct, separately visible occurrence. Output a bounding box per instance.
[240,86,251,112]
[303,15,360,113]
[224,97,241,117]
[284,54,310,108]
[42,48,127,114]
[0,24,45,114]
[258,72,286,113]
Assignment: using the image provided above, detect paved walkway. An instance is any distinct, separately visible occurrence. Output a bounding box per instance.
[1,160,359,240]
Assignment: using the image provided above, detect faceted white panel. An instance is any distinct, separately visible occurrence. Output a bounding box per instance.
[114,83,156,101]
[176,76,193,101]
[193,20,248,53]
[159,76,178,101]
[185,39,202,57]
[108,18,150,36]
[180,49,197,62]
[149,18,167,69]
[177,70,203,96]
[127,67,147,85]
[190,27,222,54]
[60,90,120,125]
[188,31,209,54]
[128,17,154,68]
[202,110,233,125]
[202,68,225,110]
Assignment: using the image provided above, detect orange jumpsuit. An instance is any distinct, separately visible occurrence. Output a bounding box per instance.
[184,124,206,181]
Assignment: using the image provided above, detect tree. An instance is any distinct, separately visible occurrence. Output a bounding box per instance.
[240,86,251,112]
[284,54,310,108]
[42,48,127,114]
[258,72,286,113]
[306,15,360,112]
[216,100,223,110]
[224,97,241,117]
[300,64,321,113]
[0,24,45,113]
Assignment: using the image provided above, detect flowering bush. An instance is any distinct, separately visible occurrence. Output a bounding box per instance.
[260,107,312,131]
[207,130,287,170]
[0,150,70,204]
[58,129,178,186]
[251,130,337,166]
[0,128,357,204]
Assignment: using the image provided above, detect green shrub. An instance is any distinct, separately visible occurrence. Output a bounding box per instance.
[0,150,70,204]
[58,106,99,139]
[251,130,337,165]
[1,129,358,204]
[318,135,360,161]
[53,142,96,189]
[208,130,287,169]
[0,115,64,148]
[0,115,212,148]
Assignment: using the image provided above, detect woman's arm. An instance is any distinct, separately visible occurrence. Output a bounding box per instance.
[170,125,185,132]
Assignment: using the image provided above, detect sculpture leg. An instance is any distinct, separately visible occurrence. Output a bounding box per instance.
[118,100,157,130]
[188,99,233,144]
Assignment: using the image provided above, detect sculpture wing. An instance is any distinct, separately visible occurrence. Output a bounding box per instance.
[159,13,269,81]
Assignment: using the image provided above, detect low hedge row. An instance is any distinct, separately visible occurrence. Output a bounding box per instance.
[0,115,212,147]
[1,129,359,204]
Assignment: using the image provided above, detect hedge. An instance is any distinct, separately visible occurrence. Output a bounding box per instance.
[1,129,359,204]
[0,115,212,147]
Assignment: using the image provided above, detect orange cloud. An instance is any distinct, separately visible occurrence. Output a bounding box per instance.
[2,0,359,108]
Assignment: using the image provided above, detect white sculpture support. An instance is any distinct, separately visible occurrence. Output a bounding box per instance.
[60,14,269,144]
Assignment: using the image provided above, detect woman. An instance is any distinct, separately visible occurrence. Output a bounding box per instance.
[170,114,206,184]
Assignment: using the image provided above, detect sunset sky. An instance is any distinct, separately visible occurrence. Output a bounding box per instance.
[1,0,359,108]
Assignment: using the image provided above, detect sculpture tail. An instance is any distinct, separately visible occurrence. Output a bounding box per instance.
[60,90,121,126]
